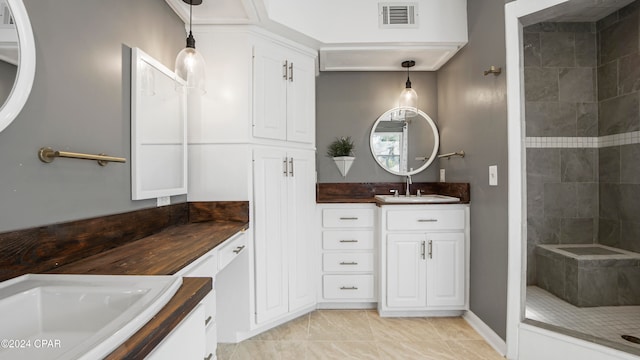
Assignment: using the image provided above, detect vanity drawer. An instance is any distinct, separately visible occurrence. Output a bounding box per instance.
[202,290,216,333]
[322,208,374,228]
[181,254,217,278]
[218,231,247,271]
[323,275,374,299]
[386,208,465,231]
[322,230,374,250]
[323,253,374,272]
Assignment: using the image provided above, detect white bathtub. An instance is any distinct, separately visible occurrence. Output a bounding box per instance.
[0,274,182,360]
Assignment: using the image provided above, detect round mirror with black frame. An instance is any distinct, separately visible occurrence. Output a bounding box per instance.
[369,107,439,176]
[0,0,35,134]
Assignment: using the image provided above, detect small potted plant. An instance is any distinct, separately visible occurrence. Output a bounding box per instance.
[327,137,355,177]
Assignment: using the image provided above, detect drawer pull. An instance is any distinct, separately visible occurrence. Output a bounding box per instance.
[205,315,213,326]
[339,239,358,243]
[340,217,359,220]
[233,245,245,254]
[417,219,438,222]
[340,286,358,290]
[205,353,213,360]
[339,261,358,265]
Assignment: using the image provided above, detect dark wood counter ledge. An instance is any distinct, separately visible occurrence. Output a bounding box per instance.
[0,201,249,360]
[317,182,470,204]
[49,220,248,276]
[105,277,212,360]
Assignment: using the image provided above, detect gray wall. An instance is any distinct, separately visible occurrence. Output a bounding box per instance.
[436,0,509,340]
[524,22,599,284]
[0,0,185,232]
[316,71,440,183]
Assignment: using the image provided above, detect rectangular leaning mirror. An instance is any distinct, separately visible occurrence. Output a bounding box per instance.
[131,47,187,200]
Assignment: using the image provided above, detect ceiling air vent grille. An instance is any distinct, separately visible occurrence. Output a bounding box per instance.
[379,3,418,28]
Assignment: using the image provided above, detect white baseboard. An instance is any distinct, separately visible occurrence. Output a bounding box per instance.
[463,310,507,357]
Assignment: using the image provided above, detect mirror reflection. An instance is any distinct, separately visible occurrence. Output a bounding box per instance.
[370,107,439,176]
[0,0,17,106]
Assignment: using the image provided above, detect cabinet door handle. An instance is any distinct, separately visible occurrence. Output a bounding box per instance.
[282,60,288,80]
[421,241,426,259]
[205,315,213,326]
[205,353,213,360]
[340,286,358,290]
[339,261,358,265]
[339,239,358,243]
[289,158,294,176]
[233,245,245,254]
[289,62,294,82]
[428,240,433,259]
[418,219,438,222]
[339,217,358,220]
[283,157,288,177]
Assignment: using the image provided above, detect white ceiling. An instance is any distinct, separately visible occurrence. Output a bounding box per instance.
[164,0,638,72]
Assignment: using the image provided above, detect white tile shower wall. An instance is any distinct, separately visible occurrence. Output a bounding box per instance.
[525,131,640,148]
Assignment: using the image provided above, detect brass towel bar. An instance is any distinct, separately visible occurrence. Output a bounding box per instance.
[38,147,126,166]
[437,151,465,160]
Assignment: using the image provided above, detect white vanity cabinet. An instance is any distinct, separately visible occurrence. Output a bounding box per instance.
[171,230,247,360]
[146,304,206,360]
[378,204,469,317]
[253,41,315,144]
[317,204,377,307]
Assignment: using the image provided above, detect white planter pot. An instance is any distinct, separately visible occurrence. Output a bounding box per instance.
[332,156,355,178]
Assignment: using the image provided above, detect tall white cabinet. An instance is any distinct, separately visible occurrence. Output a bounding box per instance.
[188,25,317,341]
[253,148,316,324]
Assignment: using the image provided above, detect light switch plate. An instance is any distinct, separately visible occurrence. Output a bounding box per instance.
[489,165,498,186]
[440,169,446,182]
[157,196,170,207]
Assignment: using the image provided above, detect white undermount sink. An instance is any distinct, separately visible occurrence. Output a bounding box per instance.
[0,274,182,360]
[375,194,460,203]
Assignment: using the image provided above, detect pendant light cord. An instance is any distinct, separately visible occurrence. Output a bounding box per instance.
[185,0,196,49]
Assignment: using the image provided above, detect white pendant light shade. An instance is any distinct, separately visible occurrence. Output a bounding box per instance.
[175,0,205,94]
[398,60,418,118]
[175,44,206,94]
[399,86,418,115]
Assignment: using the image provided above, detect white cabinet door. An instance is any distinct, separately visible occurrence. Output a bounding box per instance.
[254,148,315,323]
[254,148,289,323]
[285,51,315,144]
[253,42,315,144]
[386,233,427,308]
[253,43,287,141]
[287,150,316,310]
[426,232,465,308]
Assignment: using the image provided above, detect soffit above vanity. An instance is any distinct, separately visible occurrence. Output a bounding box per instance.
[164,0,468,71]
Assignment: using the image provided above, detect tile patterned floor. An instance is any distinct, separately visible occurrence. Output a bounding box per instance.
[216,310,504,360]
[526,286,640,350]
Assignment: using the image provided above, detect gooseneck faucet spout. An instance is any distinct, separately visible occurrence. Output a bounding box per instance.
[406,175,412,196]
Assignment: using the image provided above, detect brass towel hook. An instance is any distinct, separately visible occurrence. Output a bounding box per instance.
[484,66,502,76]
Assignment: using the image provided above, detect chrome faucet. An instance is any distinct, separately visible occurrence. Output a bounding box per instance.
[405,175,412,196]
[390,189,399,197]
